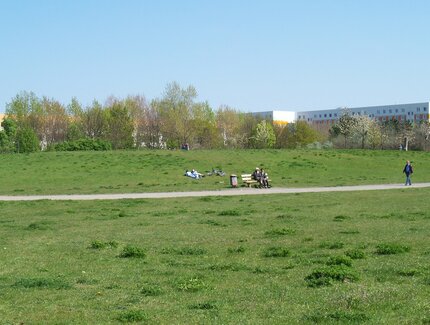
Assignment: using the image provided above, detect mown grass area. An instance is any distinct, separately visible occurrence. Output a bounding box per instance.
[1,189,430,324]
[0,149,429,195]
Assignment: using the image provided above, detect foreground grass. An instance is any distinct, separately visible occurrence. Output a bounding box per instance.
[0,149,429,195]
[1,188,430,324]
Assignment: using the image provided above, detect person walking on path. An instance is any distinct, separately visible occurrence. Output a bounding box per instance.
[403,160,413,186]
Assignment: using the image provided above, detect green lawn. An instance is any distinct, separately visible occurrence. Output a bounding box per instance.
[1,189,430,324]
[0,149,428,195]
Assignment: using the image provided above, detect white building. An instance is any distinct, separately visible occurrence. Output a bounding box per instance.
[254,102,430,126]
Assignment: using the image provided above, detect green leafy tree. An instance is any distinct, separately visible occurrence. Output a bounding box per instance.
[105,101,134,149]
[252,120,276,148]
[15,127,39,153]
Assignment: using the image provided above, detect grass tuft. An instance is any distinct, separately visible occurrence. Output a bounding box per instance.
[375,243,410,255]
[117,310,147,323]
[305,265,359,287]
[263,246,290,258]
[119,245,146,258]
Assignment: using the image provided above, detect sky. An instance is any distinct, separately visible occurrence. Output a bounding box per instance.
[1,0,429,113]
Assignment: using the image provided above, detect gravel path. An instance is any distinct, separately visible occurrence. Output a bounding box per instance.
[0,183,429,201]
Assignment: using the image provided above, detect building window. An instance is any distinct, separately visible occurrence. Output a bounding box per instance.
[377,110,380,114]
[319,114,321,118]
[401,108,405,112]
[423,107,427,111]
[395,109,398,113]
[383,110,386,114]
[389,109,392,113]
[417,107,421,112]
[334,113,337,117]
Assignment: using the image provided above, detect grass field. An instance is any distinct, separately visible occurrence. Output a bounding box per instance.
[0,149,429,195]
[1,188,430,324]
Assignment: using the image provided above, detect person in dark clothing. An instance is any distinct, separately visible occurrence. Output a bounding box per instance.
[251,167,261,182]
[403,160,413,186]
[260,168,270,188]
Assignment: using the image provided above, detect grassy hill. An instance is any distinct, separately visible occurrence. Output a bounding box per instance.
[0,149,428,195]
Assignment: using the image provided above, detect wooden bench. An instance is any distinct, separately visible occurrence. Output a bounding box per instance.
[241,174,259,187]
[241,174,271,188]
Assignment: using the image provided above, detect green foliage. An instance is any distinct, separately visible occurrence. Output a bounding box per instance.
[326,255,353,267]
[375,243,410,255]
[175,277,207,292]
[345,249,366,259]
[119,245,146,258]
[263,246,290,257]
[117,310,147,323]
[305,265,359,287]
[89,240,118,249]
[15,127,39,153]
[13,278,71,289]
[50,138,112,151]
[252,120,276,148]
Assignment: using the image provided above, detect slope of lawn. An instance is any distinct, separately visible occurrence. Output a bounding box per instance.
[0,149,428,195]
[1,188,430,324]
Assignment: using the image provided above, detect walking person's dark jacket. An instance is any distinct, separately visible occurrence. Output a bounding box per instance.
[403,163,413,176]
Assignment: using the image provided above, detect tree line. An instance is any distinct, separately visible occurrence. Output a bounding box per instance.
[1,83,429,153]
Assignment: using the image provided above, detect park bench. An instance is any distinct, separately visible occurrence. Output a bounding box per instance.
[241,174,271,188]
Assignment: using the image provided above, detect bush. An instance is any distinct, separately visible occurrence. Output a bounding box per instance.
[50,138,112,151]
[305,265,359,287]
[15,127,39,153]
[119,245,146,258]
[375,243,410,255]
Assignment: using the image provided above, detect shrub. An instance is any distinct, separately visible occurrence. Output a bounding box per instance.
[50,138,112,151]
[326,255,353,267]
[305,265,359,287]
[15,127,39,153]
[117,310,147,323]
[375,243,410,255]
[119,245,146,258]
[345,249,366,259]
[263,246,290,258]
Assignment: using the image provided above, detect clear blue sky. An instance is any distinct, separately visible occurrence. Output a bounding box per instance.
[1,0,429,113]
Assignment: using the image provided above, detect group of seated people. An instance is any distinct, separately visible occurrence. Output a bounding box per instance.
[251,167,270,188]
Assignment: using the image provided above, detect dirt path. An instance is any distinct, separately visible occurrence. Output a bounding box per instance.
[0,183,429,201]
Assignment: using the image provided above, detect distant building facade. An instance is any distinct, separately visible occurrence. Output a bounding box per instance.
[253,102,430,125]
